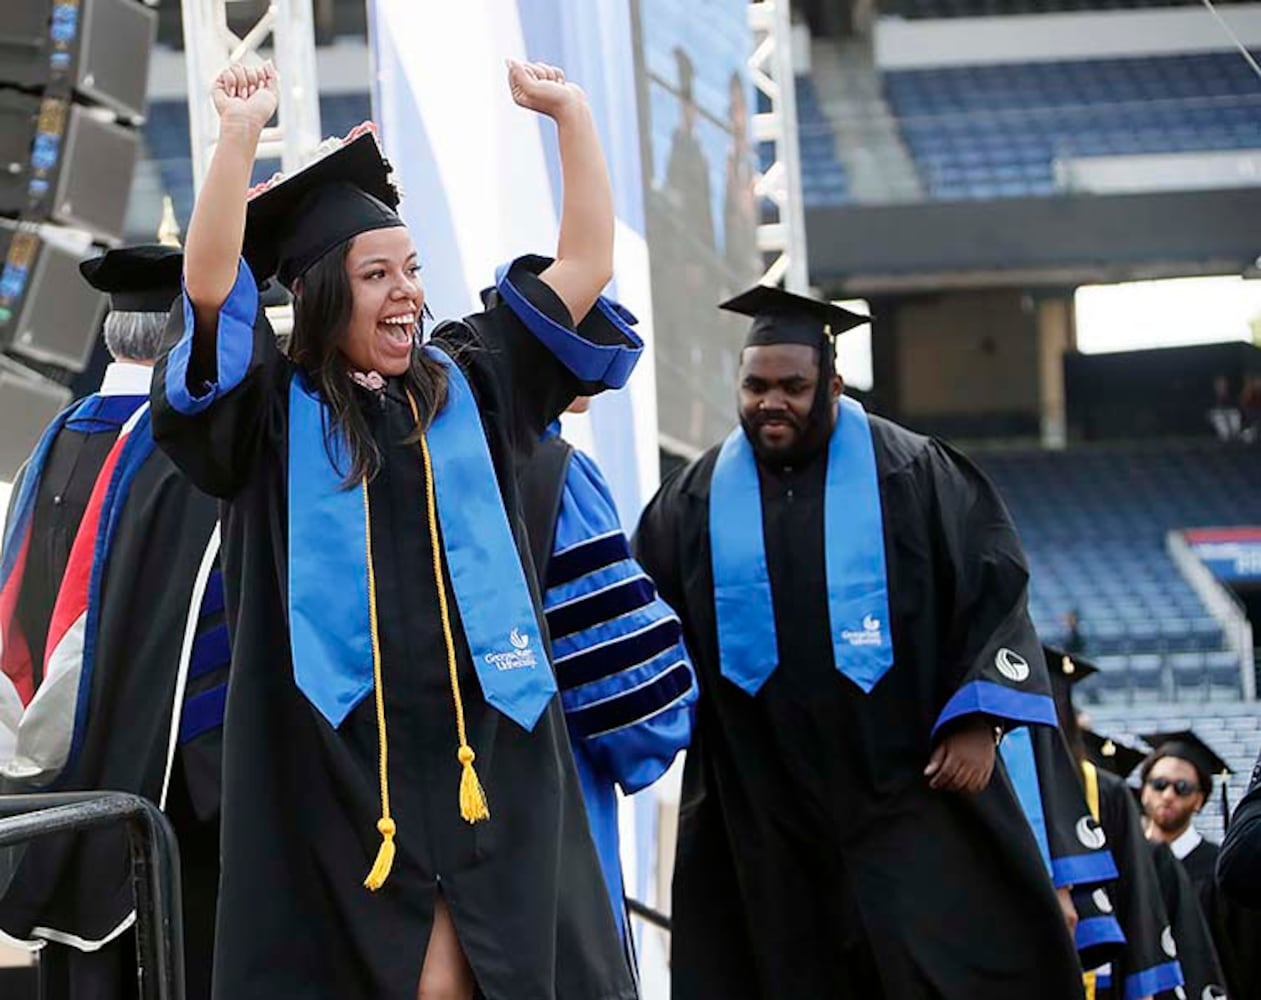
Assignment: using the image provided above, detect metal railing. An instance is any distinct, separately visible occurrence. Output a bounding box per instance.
[0,792,185,1000]
[627,896,672,933]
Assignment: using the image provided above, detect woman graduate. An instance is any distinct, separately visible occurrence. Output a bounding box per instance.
[151,61,642,1000]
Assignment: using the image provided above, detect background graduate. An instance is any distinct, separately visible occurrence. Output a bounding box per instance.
[1217,745,1261,909]
[0,245,225,1000]
[1141,731,1258,998]
[152,60,642,1000]
[634,286,1084,999]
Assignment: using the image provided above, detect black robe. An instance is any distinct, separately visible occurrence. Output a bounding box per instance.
[1182,836,1259,1000]
[1150,844,1227,1000]
[0,433,224,1000]
[151,262,636,1000]
[1085,769,1181,1000]
[634,417,1083,999]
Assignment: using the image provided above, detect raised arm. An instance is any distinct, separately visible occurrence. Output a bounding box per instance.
[507,60,614,323]
[185,63,278,332]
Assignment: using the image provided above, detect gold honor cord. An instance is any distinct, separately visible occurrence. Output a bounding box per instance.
[361,392,491,893]
[1080,760,1102,1000]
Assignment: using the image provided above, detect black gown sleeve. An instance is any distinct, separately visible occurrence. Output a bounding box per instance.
[1034,727,1120,888]
[432,255,642,459]
[1218,744,1261,908]
[150,259,286,498]
[1101,773,1185,999]
[924,440,1059,737]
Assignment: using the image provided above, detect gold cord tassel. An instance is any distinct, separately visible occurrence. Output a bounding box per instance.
[458,746,490,823]
[410,391,491,825]
[364,817,397,891]
[361,478,397,891]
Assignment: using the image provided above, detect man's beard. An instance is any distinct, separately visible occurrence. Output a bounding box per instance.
[740,383,834,469]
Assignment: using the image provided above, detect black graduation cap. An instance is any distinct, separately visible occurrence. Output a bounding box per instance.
[1043,645,1099,685]
[242,130,403,290]
[719,285,870,353]
[1082,730,1146,779]
[1141,729,1232,785]
[78,244,183,313]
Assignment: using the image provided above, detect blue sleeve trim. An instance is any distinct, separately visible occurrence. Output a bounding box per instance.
[547,576,655,641]
[189,623,230,682]
[1075,916,1126,952]
[494,257,643,390]
[200,569,225,619]
[566,662,693,740]
[179,683,227,744]
[1124,961,1183,1000]
[932,679,1058,737]
[1051,850,1120,888]
[164,259,258,416]
[549,532,631,588]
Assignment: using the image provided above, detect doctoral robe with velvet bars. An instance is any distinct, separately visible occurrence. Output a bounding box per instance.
[633,415,1084,1000]
[518,429,695,949]
[150,256,639,1000]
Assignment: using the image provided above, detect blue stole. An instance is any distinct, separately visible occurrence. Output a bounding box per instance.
[709,396,893,695]
[286,347,556,732]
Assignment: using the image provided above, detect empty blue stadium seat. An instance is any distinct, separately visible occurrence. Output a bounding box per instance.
[874,52,1261,201]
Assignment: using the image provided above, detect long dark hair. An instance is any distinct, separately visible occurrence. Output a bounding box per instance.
[288,238,448,485]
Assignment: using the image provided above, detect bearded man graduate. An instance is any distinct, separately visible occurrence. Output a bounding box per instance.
[0,245,225,1000]
[634,286,1085,999]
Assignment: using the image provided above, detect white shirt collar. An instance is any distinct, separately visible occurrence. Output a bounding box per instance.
[1170,824,1203,860]
[98,362,153,397]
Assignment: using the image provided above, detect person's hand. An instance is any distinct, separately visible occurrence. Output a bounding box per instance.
[212,61,279,131]
[924,719,997,793]
[1055,886,1078,936]
[507,58,585,121]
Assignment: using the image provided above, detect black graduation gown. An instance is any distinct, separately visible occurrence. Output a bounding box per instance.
[1182,837,1259,1000]
[150,265,635,1000]
[634,417,1083,1000]
[1087,770,1180,1000]
[1150,844,1227,1000]
[0,439,224,1000]
[1218,748,1261,907]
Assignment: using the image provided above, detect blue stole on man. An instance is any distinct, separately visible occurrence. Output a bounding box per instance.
[709,396,893,695]
[286,346,556,732]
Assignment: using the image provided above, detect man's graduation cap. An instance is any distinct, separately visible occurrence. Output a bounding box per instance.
[242,129,403,290]
[720,285,870,354]
[79,244,183,313]
[1082,730,1146,779]
[1043,645,1099,686]
[1140,729,1233,823]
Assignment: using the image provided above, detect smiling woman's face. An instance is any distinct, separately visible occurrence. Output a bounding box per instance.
[339,227,424,376]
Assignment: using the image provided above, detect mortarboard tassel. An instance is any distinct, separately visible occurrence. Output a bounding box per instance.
[410,391,491,825]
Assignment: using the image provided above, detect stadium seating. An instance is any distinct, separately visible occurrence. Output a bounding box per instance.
[767,78,852,207]
[979,444,1261,703]
[1089,701,1260,841]
[884,52,1261,200]
[797,51,1261,203]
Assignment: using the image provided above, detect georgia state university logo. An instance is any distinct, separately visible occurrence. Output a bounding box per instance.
[1076,815,1107,850]
[841,615,884,648]
[484,628,539,672]
[994,648,1030,683]
[1203,986,1227,1000]
[1091,888,1113,915]
[1161,926,1178,958]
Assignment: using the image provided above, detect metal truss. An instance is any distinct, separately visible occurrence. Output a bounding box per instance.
[180,0,323,196]
[748,0,809,292]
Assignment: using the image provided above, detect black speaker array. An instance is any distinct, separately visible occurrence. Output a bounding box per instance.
[0,1,157,468]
